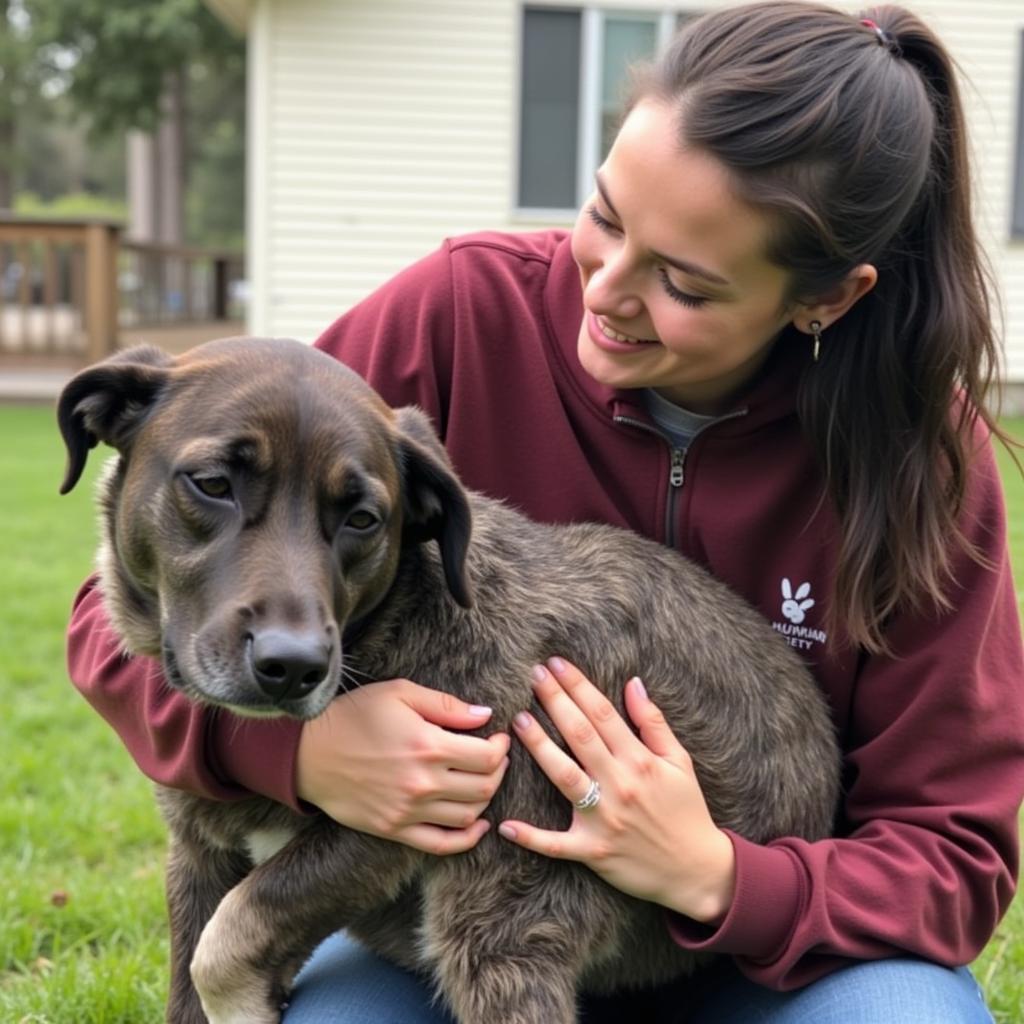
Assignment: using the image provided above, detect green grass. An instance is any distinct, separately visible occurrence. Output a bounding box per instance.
[0,404,1022,1022]
[0,404,169,1023]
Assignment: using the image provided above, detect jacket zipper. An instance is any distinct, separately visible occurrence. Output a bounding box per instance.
[614,408,748,549]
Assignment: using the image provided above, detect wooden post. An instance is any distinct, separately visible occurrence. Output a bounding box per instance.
[84,222,119,362]
[213,257,229,319]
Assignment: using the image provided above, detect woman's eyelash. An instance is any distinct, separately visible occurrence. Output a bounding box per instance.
[587,203,709,309]
[587,205,616,232]
[657,268,709,309]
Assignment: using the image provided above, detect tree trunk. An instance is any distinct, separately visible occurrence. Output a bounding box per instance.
[0,115,14,211]
[125,69,186,244]
[0,0,17,212]
[157,68,185,246]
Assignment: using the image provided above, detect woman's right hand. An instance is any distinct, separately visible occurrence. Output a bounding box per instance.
[295,679,510,855]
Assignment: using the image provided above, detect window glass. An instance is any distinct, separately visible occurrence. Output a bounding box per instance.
[518,9,582,210]
[600,18,659,159]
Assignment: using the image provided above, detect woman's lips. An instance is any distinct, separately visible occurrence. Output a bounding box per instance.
[586,312,659,351]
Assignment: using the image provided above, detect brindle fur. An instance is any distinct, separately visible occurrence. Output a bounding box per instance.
[59,337,839,1024]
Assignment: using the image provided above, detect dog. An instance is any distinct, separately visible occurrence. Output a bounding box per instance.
[59,336,839,1024]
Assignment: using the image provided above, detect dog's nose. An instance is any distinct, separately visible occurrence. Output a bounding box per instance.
[248,629,331,701]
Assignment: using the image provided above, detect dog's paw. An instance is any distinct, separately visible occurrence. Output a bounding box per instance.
[192,891,283,1024]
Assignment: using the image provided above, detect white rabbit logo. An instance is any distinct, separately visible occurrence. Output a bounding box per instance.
[781,579,815,625]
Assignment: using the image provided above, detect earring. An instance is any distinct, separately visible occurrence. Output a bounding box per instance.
[810,320,823,362]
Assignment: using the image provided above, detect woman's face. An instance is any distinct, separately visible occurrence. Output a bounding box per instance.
[571,99,797,414]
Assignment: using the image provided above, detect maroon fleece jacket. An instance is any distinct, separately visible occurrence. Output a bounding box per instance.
[67,230,1024,989]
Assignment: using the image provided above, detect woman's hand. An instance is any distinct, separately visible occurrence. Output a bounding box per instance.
[296,679,510,855]
[498,658,736,925]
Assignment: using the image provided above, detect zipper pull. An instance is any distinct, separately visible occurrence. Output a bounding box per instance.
[670,448,685,487]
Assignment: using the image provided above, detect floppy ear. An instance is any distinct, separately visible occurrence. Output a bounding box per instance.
[394,406,473,608]
[57,345,174,495]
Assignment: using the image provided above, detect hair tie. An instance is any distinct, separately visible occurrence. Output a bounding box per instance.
[860,17,897,52]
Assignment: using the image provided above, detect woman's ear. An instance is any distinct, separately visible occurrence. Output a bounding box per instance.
[793,263,878,334]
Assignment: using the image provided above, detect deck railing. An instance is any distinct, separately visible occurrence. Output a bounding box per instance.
[0,217,244,364]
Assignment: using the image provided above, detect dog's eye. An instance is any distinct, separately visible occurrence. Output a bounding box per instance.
[345,510,378,531]
[189,475,233,501]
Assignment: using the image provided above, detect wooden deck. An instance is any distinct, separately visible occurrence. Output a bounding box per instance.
[0,216,245,400]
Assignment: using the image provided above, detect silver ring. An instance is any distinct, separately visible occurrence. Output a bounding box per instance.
[574,778,601,811]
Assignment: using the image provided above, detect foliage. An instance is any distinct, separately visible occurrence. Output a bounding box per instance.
[0,2,43,122]
[0,405,1021,1021]
[15,90,126,202]
[184,49,246,249]
[14,190,127,220]
[23,0,243,136]
[0,0,245,247]
[0,1,46,204]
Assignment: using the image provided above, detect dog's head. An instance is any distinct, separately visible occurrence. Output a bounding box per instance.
[58,336,472,720]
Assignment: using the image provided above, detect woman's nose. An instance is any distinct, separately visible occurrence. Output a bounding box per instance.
[584,258,644,321]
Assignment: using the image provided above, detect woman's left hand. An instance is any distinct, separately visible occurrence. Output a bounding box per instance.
[498,657,736,925]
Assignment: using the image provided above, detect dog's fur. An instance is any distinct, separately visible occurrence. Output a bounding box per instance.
[59,336,839,1024]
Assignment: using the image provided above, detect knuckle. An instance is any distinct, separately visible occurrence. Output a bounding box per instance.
[592,697,617,723]
[408,731,441,758]
[373,810,402,835]
[569,721,597,746]
[401,773,432,801]
[558,764,585,790]
[647,706,668,728]
[427,833,453,856]
[616,783,639,807]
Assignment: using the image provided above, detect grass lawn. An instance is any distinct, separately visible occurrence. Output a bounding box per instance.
[1,403,1022,1022]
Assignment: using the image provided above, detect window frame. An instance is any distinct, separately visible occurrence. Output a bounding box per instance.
[1013,29,1024,238]
[514,6,680,221]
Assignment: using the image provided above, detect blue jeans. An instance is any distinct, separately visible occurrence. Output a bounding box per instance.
[283,932,994,1023]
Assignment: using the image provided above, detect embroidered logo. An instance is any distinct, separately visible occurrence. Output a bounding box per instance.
[780,578,814,624]
[772,578,828,651]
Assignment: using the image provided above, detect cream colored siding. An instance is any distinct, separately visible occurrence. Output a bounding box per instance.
[245,0,1024,385]
[913,2,1024,383]
[249,0,521,342]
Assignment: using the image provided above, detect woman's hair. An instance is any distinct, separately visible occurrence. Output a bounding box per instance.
[635,1,1006,653]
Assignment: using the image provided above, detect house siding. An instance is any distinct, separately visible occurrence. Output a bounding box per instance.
[249,0,520,342]
[247,0,1024,387]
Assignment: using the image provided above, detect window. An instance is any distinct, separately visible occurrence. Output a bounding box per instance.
[1013,30,1024,238]
[517,7,683,217]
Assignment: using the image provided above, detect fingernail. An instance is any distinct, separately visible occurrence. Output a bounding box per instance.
[469,705,493,718]
[513,711,532,730]
[531,664,547,683]
[548,656,566,674]
[498,823,518,840]
[630,677,648,701]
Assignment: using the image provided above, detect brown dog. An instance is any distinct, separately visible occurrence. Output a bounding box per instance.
[59,336,839,1024]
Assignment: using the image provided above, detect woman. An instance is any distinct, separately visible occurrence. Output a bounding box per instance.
[68,3,1023,1021]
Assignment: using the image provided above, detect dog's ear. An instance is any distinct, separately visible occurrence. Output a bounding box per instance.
[394,406,473,608]
[57,345,174,495]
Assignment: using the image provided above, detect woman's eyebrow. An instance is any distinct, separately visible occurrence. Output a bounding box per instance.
[594,172,732,288]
